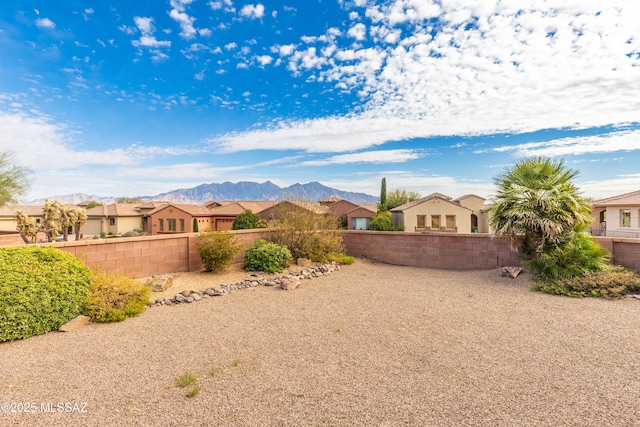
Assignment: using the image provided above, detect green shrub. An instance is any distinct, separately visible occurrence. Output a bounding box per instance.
[0,246,91,342]
[82,271,150,322]
[244,239,292,273]
[268,201,345,262]
[526,231,610,281]
[532,265,640,298]
[232,210,267,230]
[325,252,356,265]
[368,212,393,231]
[196,231,242,272]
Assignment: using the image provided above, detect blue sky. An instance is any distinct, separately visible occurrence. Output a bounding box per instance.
[1,0,639,202]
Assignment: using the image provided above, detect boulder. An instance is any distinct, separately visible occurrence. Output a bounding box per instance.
[501,266,523,279]
[281,277,300,290]
[58,315,91,332]
[145,274,174,292]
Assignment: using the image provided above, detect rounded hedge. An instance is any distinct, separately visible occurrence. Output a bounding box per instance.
[244,239,292,273]
[83,271,150,322]
[0,246,91,342]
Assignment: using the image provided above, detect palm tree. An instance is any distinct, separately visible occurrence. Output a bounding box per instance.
[486,157,592,255]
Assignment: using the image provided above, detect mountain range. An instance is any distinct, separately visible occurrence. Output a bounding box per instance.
[29,181,378,206]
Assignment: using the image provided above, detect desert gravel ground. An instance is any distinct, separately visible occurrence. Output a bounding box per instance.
[1,259,639,426]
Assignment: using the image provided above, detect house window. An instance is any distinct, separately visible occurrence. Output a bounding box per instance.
[621,209,631,227]
[180,219,185,232]
[431,215,441,229]
[159,219,164,232]
[446,215,455,229]
[352,217,370,230]
[416,215,426,229]
[36,218,41,225]
[109,218,115,226]
[168,219,177,232]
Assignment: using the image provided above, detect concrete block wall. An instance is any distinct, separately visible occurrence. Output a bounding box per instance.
[49,229,269,278]
[342,231,522,270]
[595,237,640,272]
[9,231,638,277]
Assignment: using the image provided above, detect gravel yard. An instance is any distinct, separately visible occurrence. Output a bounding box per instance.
[1,259,639,426]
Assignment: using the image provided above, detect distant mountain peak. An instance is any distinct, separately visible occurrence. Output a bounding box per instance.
[29,181,377,206]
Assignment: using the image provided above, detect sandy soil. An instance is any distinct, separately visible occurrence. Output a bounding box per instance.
[1,259,639,426]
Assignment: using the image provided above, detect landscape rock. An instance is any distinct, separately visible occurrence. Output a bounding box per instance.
[281,276,301,290]
[58,315,91,332]
[149,262,341,307]
[501,266,523,279]
[144,274,174,292]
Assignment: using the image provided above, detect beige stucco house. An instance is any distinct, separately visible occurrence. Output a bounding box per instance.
[390,193,489,234]
[0,205,44,232]
[590,190,640,238]
[82,204,146,237]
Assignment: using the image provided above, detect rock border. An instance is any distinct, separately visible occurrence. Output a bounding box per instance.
[147,262,341,307]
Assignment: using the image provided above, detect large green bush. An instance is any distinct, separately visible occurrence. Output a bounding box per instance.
[232,210,267,230]
[525,231,610,281]
[368,211,393,231]
[83,271,150,322]
[196,230,242,272]
[244,239,292,273]
[0,246,91,342]
[268,201,345,262]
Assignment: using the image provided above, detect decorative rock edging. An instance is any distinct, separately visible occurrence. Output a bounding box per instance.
[147,262,341,307]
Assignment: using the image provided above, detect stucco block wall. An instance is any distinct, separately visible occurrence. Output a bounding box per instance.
[48,229,269,278]
[595,237,640,272]
[342,231,521,270]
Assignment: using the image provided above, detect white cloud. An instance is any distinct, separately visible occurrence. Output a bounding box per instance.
[240,4,265,19]
[300,149,424,166]
[169,0,197,39]
[216,1,640,156]
[347,23,366,41]
[488,130,640,158]
[225,42,238,50]
[35,17,55,29]
[132,17,171,52]
[209,0,234,12]
[255,55,273,66]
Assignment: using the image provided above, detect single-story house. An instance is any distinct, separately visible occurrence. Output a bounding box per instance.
[390,193,489,234]
[319,197,375,229]
[146,203,215,235]
[0,205,44,232]
[346,205,377,230]
[590,190,640,238]
[208,201,278,230]
[82,204,146,237]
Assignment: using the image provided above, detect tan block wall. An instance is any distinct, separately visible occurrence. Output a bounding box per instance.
[595,237,640,272]
[4,231,638,277]
[342,231,521,270]
[47,229,270,278]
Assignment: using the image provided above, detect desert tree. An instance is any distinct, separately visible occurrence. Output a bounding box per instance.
[386,188,422,210]
[0,151,31,207]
